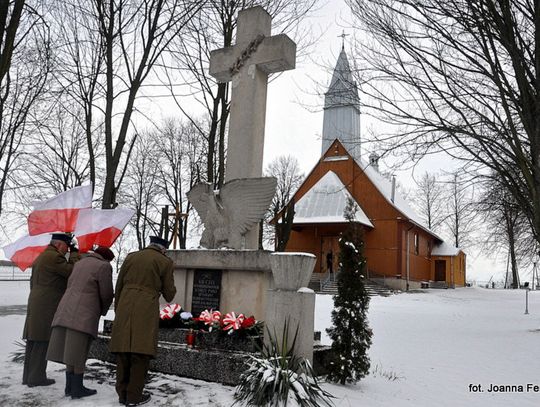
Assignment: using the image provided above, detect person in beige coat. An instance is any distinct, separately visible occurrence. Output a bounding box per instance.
[23,233,80,387]
[110,236,176,406]
[47,246,115,399]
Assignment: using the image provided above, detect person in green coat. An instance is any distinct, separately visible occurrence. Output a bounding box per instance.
[22,233,80,387]
[110,236,176,406]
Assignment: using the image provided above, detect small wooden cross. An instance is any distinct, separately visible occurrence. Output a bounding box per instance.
[160,205,188,250]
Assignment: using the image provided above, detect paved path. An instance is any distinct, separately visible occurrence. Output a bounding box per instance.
[0,305,27,316]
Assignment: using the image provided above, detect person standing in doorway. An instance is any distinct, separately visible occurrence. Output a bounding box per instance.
[109,236,176,406]
[22,233,80,387]
[47,246,115,399]
[326,251,334,274]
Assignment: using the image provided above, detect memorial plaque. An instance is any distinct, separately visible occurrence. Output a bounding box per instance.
[191,269,222,317]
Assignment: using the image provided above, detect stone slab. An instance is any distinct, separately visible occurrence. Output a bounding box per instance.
[88,335,247,386]
[88,335,332,385]
[167,250,272,271]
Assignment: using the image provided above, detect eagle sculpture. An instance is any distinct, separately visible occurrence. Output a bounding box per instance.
[187,177,277,249]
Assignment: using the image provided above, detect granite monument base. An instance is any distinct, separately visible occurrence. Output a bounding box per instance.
[88,331,332,385]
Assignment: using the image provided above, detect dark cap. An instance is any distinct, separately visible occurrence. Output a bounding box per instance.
[94,246,115,262]
[149,236,169,249]
[51,233,72,244]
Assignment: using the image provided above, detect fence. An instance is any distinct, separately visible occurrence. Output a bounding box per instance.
[0,262,31,281]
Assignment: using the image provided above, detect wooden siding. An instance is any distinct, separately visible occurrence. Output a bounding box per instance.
[282,139,465,287]
[431,252,467,287]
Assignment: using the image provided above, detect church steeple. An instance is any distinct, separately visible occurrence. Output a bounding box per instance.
[321,48,361,160]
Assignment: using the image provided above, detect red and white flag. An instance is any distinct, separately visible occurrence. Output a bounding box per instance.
[2,233,51,271]
[28,184,93,235]
[74,208,134,252]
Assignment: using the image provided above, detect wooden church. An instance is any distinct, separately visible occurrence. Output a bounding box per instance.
[276,47,466,289]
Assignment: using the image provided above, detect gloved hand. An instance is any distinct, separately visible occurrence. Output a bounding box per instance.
[69,236,79,252]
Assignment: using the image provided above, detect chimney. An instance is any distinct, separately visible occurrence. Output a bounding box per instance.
[369,152,379,172]
[391,175,396,203]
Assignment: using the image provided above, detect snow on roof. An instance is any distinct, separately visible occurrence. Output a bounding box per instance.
[351,154,443,241]
[432,241,462,256]
[293,171,373,227]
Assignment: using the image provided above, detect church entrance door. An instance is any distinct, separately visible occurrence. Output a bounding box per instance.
[435,260,446,281]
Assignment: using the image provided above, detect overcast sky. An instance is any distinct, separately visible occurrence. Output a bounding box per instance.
[260,0,513,284]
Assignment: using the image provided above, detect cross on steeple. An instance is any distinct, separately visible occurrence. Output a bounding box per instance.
[338,30,349,50]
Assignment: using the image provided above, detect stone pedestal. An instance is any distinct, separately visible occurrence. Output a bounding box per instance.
[265,288,316,362]
[167,249,274,320]
[265,252,316,363]
[270,252,316,290]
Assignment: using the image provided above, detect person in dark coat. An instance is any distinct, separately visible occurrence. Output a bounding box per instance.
[326,251,334,274]
[47,246,115,399]
[22,233,80,387]
[110,236,176,406]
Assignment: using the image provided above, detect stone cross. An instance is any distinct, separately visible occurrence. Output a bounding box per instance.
[209,6,296,249]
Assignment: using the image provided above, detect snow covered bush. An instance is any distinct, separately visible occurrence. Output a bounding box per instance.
[10,340,25,363]
[233,321,333,407]
[326,197,373,384]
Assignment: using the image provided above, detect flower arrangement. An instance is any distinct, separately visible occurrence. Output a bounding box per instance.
[194,309,260,335]
[195,309,222,331]
[158,305,262,335]
[160,303,181,320]
[159,304,194,329]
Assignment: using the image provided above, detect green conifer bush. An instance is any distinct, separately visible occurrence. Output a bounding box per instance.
[326,197,373,384]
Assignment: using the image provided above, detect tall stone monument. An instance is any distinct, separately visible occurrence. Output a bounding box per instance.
[173,5,315,363]
[209,6,296,249]
[90,7,318,383]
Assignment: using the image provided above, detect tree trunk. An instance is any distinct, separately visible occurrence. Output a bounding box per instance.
[276,200,295,252]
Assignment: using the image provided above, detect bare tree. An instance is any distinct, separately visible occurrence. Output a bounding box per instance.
[266,155,304,213]
[412,172,446,232]
[0,0,50,214]
[122,134,160,250]
[347,0,540,246]
[52,0,204,208]
[0,1,25,83]
[444,172,476,249]
[478,175,532,288]
[50,1,105,193]
[165,0,318,188]
[26,104,102,195]
[155,118,207,249]
[263,154,304,250]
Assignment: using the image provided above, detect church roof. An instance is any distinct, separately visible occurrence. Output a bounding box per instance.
[293,170,373,227]
[432,241,462,256]
[283,139,443,241]
[352,152,443,240]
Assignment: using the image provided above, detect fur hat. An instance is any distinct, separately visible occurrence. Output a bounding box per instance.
[51,233,72,244]
[94,246,115,261]
[149,236,169,249]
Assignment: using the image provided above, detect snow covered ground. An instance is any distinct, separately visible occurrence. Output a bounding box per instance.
[1,281,539,406]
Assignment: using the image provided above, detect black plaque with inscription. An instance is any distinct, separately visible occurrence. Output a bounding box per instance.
[191,269,222,317]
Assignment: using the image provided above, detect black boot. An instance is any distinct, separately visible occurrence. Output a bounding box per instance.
[70,373,97,399]
[65,371,73,396]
